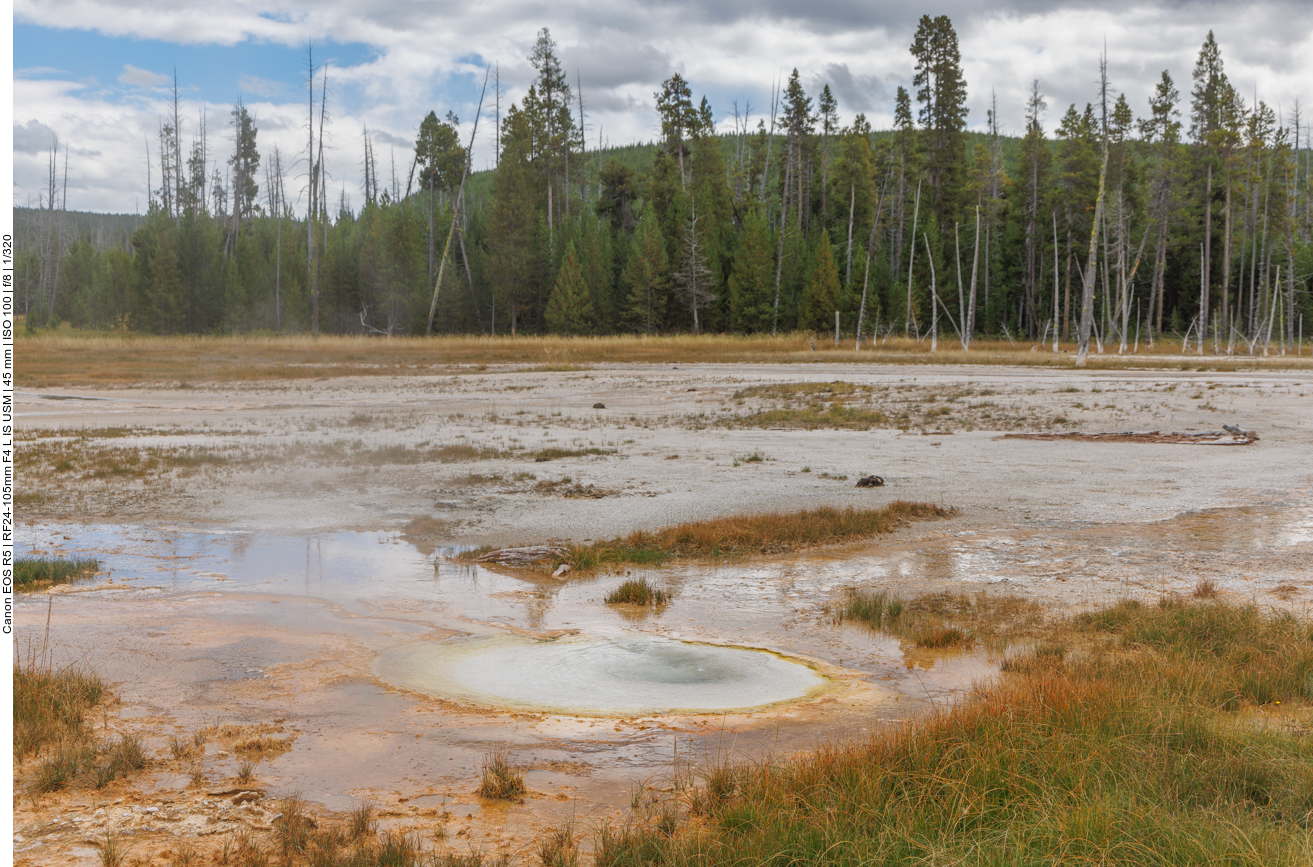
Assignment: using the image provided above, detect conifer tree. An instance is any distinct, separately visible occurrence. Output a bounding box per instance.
[1190,30,1231,346]
[655,74,697,189]
[830,117,876,285]
[798,234,843,332]
[1055,104,1100,338]
[545,240,593,334]
[1018,81,1050,337]
[1139,70,1184,337]
[910,15,969,230]
[622,214,668,332]
[728,208,774,332]
[486,105,542,335]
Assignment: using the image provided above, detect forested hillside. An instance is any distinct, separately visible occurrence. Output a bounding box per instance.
[15,20,1313,354]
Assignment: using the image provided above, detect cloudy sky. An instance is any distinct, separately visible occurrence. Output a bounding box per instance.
[11,0,1313,214]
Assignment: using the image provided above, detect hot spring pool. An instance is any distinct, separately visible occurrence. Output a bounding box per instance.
[373,633,827,716]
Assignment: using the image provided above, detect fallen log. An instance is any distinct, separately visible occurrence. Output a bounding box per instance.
[475,545,568,565]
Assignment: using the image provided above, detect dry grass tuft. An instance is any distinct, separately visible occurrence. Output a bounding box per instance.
[477,748,527,801]
[605,578,672,606]
[1192,578,1220,598]
[566,501,953,573]
[14,651,105,763]
[537,821,579,867]
[232,735,292,756]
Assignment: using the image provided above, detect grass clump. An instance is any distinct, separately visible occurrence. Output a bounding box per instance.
[219,800,431,867]
[727,381,890,430]
[14,650,105,762]
[570,501,953,571]
[537,821,579,867]
[836,588,906,630]
[14,556,100,591]
[605,578,671,606]
[835,589,1044,650]
[598,598,1313,866]
[532,446,617,462]
[477,749,527,800]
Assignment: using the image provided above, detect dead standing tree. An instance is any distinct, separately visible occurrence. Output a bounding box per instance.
[426,65,491,336]
[673,203,717,335]
[1076,147,1110,367]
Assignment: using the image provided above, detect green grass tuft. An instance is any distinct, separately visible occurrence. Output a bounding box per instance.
[15,556,100,591]
[605,578,672,606]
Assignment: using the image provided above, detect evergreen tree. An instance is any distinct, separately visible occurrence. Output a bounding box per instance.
[728,207,774,332]
[545,240,593,334]
[527,28,576,236]
[1018,80,1051,337]
[622,214,668,332]
[1139,69,1185,337]
[1190,30,1233,342]
[415,111,466,280]
[910,15,969,229]
[576,218,612,330]
[597,159,638,232]
[655,73,697,189]
[486,105,543,335]
[798,234,843,332]
[1055,103,1099,338]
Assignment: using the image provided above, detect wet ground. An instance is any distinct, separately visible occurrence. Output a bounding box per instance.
[13,362,1313,864]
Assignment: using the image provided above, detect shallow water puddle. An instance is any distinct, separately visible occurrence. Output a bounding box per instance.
[14,500,1310,839]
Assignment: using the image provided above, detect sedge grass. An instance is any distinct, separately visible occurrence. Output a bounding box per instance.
[605,578,671,606]
[591,597,1313,866]
[14,556,99,591]
[13,653,105,762]
[563,501,953,572]
[477,748,527,801]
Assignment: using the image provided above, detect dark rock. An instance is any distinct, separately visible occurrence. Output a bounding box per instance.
[856,475,885,488]
[593,402,606,409]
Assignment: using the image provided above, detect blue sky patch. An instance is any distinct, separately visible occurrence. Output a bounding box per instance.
[14,24,378,106]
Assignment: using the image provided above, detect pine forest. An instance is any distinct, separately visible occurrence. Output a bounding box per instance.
[16,21,1313,359]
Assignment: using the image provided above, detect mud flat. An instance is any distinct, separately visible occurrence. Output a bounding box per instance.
[13,361,1313,864]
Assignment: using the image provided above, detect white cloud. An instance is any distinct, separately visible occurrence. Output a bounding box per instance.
[118,64,170,87]
[14,119,61,154]
[12,1,1313,211]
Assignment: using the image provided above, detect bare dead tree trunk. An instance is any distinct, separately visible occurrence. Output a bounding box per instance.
[427,66,490,336]
[771,155,791,336]
[1052,211,1059,352]
[845,182,855,285]
[925,233,938,352]
[1200,159,1213,353]
[1076,147,1110,367]
[905,180,921,336]
[854,173,888,350]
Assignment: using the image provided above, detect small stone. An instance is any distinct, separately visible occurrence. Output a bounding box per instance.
[592,402,606,409]
[552,563,572,578]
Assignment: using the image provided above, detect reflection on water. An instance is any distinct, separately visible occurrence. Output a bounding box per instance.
[374,634,826,715]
